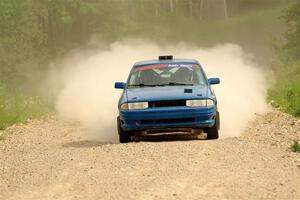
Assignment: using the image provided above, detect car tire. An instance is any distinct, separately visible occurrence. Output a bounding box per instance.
[117,116,132,143]
[206,111,220,140]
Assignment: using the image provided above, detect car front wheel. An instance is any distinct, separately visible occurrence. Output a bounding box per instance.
[205,111,220,140]
[117,117,132,143]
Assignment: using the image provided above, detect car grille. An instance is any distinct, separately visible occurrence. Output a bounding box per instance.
[148,100,186,108]
[141,118,195,125]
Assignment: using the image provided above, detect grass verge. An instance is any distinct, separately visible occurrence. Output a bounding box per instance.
[0,86,53,131]
[268,61,300,117]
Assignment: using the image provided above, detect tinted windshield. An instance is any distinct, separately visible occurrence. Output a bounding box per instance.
[127,63,206,88]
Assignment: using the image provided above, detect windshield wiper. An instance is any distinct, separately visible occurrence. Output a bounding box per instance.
[128,82,194,87]
[127,83,157,87]
[158,82,194,86]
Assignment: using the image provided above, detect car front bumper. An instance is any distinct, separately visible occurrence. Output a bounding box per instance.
[119,106,217,131]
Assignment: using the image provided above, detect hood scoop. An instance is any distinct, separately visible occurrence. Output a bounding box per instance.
[184,89,193,93]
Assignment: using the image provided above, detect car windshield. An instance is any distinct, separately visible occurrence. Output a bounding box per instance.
[127,63,206,88]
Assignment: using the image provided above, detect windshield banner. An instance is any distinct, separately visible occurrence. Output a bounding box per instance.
[133,63,197,72]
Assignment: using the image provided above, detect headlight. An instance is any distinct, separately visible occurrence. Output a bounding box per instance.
[121,102,148,110]
[186,99,214,107]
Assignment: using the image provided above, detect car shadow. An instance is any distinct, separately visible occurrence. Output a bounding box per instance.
[62,140,113,148]
[133,133,207,142]
[62,134,207,147]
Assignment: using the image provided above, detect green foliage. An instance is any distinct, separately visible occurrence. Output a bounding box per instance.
[280,2,300,63]
[290,140,300,152]
[268,61,300,116]
[0,0,288,81]
[270,2,300,117]
[0,84,53,130]
[0,0,48,88]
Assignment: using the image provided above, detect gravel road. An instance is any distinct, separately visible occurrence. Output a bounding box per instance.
[0,110,300,200]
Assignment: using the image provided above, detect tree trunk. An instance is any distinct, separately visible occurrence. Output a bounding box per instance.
[200,0,204,20]
[155,1,159,17]
[170,0,174,13]
[223,0,228,19]
[189,0,193,18]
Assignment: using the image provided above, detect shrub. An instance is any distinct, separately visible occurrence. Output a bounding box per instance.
[291,140,300,153]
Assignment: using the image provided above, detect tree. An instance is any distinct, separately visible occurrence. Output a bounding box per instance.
[281,2,300,63]
[0,0,48,88]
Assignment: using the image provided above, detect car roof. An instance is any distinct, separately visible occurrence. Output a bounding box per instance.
[133,58,200,67]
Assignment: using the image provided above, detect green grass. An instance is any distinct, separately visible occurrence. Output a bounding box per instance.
[0,85,53,130]
[268,61,300,117]
[290,141,300,153]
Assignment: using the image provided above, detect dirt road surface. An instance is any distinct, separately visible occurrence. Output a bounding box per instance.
[1,110,300,200]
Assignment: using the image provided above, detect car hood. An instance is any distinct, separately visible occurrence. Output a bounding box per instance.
[125,85,208,102]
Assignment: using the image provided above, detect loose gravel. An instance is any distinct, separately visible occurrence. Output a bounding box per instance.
[0,111,299,200]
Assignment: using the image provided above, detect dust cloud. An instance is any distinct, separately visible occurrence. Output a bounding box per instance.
[50,40,268,142]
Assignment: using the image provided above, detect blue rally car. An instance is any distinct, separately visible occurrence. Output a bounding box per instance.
[115,55,220,143]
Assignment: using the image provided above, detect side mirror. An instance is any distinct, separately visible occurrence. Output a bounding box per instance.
[208,78,220,85]
[115,82,126,89]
